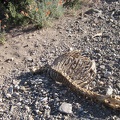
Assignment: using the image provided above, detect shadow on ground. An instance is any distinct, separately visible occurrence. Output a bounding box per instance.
[16,72,120,119]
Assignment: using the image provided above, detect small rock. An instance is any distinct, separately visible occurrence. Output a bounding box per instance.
[59,102,72,114]
[27,57,33,62]
[29,115,34,120]
[94,48,101,53]
[106,86,113,95]
[41,58,47,62]
[55,97,60,102]
[7,85,13,94]
[34,43,39,47]
[16,102,21,106]
[12,79,20,86]
[104,71,112,78]
[35,109,39,114]
[0,102,6,113]
[0,98,2,102]
[68,34,72,37]
[10,105,17,113]
[14,85,20,90]
[25,105,30,112]
[100,65,105,69]
[0,108,4,113]
[97,74,101,79]
[27,36,32,39]
[91,81,96,87]
[62,116,69,120]
[19,86,26,92]
[116,82,120,90]
[5,58,14,62]
[114,89,119,95]
[6,93,12,98]
[97,53,101,58]
[98,81,104,85]
[19,97,23,102]
[23,44,28,47]
[53,93,59,98]
[24,100,30,104]
[40,97,48,102]
[69,47,74,51]
[32,33,35,36]
[43,109,51,118]
[12,92,19,98]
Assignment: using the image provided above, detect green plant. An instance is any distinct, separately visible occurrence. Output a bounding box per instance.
[5,0,65,28]
[7,1,30,26]
[1,0,85,30]
[27,0,65,28]
[0,32,6,44]
[0,20,6,44]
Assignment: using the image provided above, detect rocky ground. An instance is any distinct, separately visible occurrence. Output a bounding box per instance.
[0,0,120,120]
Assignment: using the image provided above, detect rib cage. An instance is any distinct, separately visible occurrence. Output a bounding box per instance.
[32,50,120,109]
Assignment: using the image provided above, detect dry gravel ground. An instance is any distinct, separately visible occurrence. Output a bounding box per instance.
[0,0,120,120]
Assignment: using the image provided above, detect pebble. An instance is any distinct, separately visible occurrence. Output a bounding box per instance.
[27,57,33,62]
[98,81,104,85]
[35,109,39,114]
[5,58,14,62]
[116,82,120,90]
[79,107,84,112]
[14,85,20,90]
[7,85,13,94]
[40,97,48,102]
[27,36,32,39]
[34,42,39,47]
[10,105,17,113]
[6,93,12,98]
[29,115,34,120]
[25,105,31,112]
[16,102,21,106]
[0,108,4,113]
[12,92,19,97]
[106,86,113,95]
[12,79,20,86]
[97,74,101,79]
[91,81,96,87]
[100,65,105,69]
[43,109,51,118]
[104,71,112,78]
[58,102,73,114]
[54,93,59,97]
[19,86,26,92]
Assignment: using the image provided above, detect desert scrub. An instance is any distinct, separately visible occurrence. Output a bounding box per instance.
[0,20,6,44]
[0,32,6,44]
[1,0,85,28]
[4,0,65,28]
[27,0,65,28]
[6,1,32,26]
